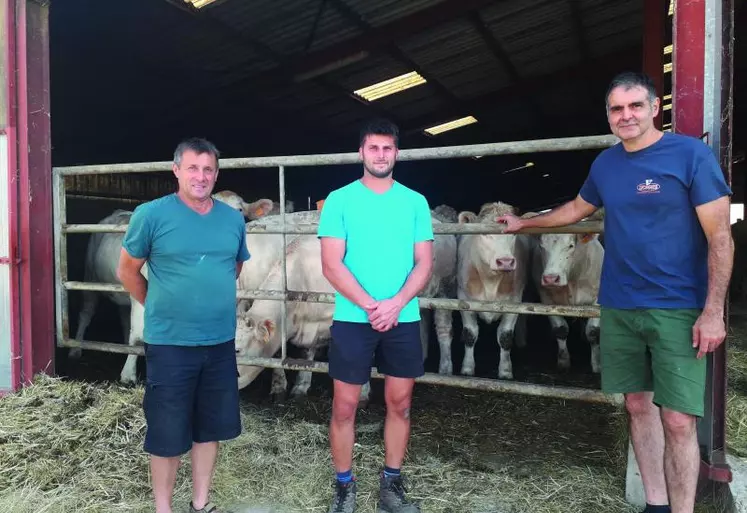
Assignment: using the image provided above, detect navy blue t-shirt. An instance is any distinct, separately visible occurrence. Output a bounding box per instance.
[579,132,731,309]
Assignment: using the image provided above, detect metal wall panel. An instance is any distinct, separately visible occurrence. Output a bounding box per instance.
[0,133,11,390]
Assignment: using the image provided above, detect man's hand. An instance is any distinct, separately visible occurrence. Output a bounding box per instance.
[692,309,727,359]
[369,297,404,332]
[496,213,524,234]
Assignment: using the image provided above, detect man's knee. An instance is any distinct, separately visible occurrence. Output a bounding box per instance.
[625,392,655,417]
[661,408,696,438]
[332,383,361,423]
[385,391,412,418]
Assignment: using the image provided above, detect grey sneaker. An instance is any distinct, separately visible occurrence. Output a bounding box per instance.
[378,473,420,513]
[328,479,357,513]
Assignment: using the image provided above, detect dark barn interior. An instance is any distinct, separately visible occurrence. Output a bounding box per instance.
[49,0,747,392]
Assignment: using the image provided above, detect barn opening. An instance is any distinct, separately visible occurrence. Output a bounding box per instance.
[47,0,744,390]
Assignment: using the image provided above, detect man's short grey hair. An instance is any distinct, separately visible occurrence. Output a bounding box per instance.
[173,137,220,168]
[605,71,658,110]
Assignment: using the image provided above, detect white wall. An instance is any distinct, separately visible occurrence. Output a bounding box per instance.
[732,203,744,225]
[0,133,12,390]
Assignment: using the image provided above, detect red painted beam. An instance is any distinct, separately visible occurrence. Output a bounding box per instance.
[643,0,667,129]
[15,0,54,385]
[672,0,706,136]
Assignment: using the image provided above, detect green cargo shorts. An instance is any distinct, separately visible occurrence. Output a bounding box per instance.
[600,307,706,417]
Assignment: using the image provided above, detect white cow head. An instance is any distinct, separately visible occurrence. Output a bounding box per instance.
[235,313,278,388]
[459,202,520,273]
[212,190,274,220]
[537,233,598,287]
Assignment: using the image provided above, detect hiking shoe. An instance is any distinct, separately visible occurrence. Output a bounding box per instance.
[328,479,357,513]
[378,473,420,513]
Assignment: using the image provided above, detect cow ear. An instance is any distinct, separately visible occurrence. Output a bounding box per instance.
[458,211,477,224]
[263,319,276,337]
[245,198,274,220]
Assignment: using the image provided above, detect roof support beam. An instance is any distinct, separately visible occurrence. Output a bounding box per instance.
[403,45,641,134]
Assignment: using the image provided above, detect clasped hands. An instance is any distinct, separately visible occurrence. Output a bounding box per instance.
[363,296,404,332]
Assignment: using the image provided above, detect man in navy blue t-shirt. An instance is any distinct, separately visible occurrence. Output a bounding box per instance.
[499,72,733,513]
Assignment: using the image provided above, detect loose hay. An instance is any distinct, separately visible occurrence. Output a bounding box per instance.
[727,307,747,457]
[0,373,645,513]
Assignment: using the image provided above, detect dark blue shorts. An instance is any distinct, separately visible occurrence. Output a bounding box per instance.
[142,340,241,457]
[328,321,424,385]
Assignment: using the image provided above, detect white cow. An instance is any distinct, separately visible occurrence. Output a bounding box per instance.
[421,206,458,375]
[71,191,274,382]
[235,234,334,402]
[235,208,459,403]
[456,202,531,380]
[530,217,604,374]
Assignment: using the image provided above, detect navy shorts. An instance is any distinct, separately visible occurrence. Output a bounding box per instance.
[142,340,241,457]
[328,321,424,385]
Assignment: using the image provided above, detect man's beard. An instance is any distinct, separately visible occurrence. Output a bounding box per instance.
[364,162,394,178]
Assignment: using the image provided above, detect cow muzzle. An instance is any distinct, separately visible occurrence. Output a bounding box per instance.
[494,257,516,271]
[542,274,566,287]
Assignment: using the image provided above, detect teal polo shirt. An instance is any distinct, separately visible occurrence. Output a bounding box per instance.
[122,193,250,345]
[317,180,434,323]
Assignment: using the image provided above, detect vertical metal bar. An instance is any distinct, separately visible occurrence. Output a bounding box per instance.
[53,170,69,346]
[279,166,287,361]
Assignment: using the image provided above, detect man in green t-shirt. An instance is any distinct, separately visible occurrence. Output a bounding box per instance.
[118,138,249,513]
[318,119,434,513]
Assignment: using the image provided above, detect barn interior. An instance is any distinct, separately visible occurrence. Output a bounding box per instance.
[50,0,747,390]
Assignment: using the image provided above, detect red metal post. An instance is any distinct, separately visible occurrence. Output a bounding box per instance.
[673,0,734,485]
[14,0,54,385]
[672,0,705,135]
[643,0,667,129]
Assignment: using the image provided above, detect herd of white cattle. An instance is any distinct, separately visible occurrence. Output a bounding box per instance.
[70,190,604,403]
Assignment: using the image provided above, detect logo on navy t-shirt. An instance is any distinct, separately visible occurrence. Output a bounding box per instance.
[636,178,661,194]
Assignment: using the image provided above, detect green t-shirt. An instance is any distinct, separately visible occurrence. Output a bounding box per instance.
[122,193,250,345]
[317,180,434,323]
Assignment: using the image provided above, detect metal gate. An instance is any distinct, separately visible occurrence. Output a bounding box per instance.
[53,133,620,405]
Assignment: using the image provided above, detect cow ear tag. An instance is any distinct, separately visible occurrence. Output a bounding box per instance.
[255,207,265,216]
[580,234,593,244]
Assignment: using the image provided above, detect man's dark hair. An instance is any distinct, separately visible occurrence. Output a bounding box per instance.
[173,137,220,168]
[605,71,658,109]
[359,118,399,148]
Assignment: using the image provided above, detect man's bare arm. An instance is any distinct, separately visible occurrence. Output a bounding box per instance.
[236,261,244,279]
[697,196,734,315]
[320,237,377,311]
[499,195,598,232]
[692,195,733,357]
[369,241,433,331]
[116,248,148,305]
[394,241,433,306]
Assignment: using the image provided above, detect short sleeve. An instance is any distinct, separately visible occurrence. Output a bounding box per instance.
[689,145,732,206]
[237,216,251,262]
[579,161,603,208]
[415,195,434,242]
[317,191,346,239]
[122,205,153,259]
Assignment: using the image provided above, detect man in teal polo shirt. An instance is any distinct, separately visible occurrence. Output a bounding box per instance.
[118,137,249,513]
[319,118,434,513]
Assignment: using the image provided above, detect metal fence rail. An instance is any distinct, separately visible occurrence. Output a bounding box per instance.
[53,133,616,404]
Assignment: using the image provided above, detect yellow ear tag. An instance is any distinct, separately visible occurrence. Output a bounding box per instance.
[580,234,593,244]
[255,207,264,216]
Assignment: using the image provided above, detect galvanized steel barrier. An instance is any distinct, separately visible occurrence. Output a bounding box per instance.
[53,134,622,405]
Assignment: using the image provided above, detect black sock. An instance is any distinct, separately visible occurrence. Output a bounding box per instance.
[644,504,671,513]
